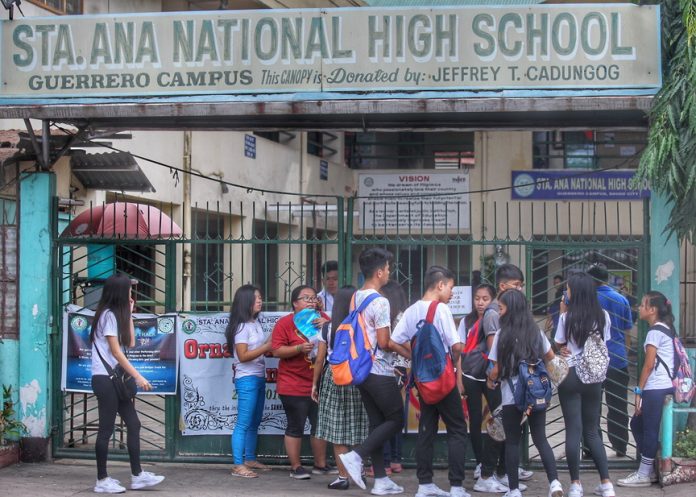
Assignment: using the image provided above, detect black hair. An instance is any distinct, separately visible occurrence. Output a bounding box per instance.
[423,265,455,291]
[587,263,609,284]
[330,285,357,347]
[380,279,408,327]
[643,291,676,331]
[464,283,496,330]
[90,273,133,347]
[291,285,316,312]
[321,260,339,276]
[565,272,606,348]
[553,274,563,283]
[496,290,543,380]
[495,263,524,287]
[358,248,393,279]
[225,284,261,356]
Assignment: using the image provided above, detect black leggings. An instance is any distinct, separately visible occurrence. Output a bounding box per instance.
[357,374,404,479]
[502,406,558,491]
[464,376,505,477]
[558,367,609,481]
[93,375,142,480]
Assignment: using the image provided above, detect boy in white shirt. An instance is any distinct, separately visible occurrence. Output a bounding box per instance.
[391,266,470,497]
[339,248,409,496]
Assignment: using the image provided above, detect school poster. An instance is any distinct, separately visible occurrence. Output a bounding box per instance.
[178,311,291,436]
[61,304,177,395]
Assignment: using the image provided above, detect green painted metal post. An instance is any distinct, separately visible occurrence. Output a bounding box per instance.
[164,242,177,460]
[18,171,55,461]
[345,197,354,285]
[336,196,345,286]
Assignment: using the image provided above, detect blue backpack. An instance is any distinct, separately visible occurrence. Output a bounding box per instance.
[410,301,456,405]
[508,359,553,414]
[329,292,380,386]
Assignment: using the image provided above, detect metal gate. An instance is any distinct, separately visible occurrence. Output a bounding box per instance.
[52,194,649,469]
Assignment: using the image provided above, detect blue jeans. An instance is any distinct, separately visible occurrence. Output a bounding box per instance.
[630,387,673,460]
[232,375,266,464]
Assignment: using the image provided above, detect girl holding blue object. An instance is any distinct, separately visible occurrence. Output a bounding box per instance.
[226,284,272,479]
[617,291,675,488]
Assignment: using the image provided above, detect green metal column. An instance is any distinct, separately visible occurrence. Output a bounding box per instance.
[650,194,681,458]
[164,242,177,460]
[18,171,55,461]
[649,194,680,328]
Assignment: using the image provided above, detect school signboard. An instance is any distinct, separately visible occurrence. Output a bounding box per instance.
[0,4,659,98]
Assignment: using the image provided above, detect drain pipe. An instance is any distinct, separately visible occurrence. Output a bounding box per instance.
[182,131,192,310]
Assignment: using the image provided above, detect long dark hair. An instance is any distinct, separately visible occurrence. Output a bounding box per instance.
[331,286,357,332]
[90,273,133,347]
[496,289,542,380]
[225,285,261,356]
[644,291,676,331]
[329,286,357,348]
[380,280,408,327]
[464,283,496,330]
[565,272,606,348]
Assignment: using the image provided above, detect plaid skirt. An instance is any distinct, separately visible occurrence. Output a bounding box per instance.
[315,366,369,446]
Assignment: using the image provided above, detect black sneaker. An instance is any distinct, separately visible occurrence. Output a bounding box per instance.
[313,465,340,475]
[328,477,349,490]
[290,466,311,480]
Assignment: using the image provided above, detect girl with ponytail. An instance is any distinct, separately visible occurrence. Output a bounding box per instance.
[617,291,675,488]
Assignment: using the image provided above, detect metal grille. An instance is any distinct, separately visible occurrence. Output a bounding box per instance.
[54,195,648,467]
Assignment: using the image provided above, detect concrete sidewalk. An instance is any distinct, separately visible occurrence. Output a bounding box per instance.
[1,459,695,497]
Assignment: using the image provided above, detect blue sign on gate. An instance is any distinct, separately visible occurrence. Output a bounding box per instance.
[511,170,650,200]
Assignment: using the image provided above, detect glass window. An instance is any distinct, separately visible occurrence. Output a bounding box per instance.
[26,0,81,14]
[533,130,646,170]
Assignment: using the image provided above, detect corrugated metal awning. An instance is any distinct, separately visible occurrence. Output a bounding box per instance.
[71,151,155,193]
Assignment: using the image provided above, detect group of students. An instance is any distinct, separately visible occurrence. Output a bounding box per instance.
[87,251,681,496]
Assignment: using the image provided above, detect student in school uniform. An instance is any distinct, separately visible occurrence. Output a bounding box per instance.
[391,266,470,497]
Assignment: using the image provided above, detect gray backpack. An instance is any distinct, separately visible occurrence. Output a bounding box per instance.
[575,331,609,384]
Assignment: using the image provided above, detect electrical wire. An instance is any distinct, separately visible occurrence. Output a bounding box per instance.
[52,123,645,201]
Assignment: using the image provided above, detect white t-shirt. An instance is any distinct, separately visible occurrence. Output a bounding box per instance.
[554,310,612,367]
[232,321,267,379]
[317,288,334,313]
[91,310,120,376]
[392,300,461,352]
[489,329,551,406]
[354,289,394,376]
[645,322,676,391]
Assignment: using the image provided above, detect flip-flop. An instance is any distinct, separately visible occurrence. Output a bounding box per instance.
[245,461,271,471]
[231,465,259,478]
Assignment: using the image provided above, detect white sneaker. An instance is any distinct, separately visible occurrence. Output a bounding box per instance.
[568,482,583,497]
[495,475,527,492]
[474,463,482,480]
[450,487,472,497]
[94,477,126,494]
[130,471,165,490]
[593,482,615,497]
[416,483,451,497]
[617,471,651,488]
[518,468,534,481]
[371,476,404,495]
[473,476,508,493]
[339,451,366,490]
[548,479,564,497]
[502,490,522,497]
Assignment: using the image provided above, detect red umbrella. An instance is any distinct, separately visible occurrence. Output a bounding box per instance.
[61,202,182,238]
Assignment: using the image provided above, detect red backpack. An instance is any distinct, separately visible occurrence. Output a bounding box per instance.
[410,301,456,405]
[461,308,491,379]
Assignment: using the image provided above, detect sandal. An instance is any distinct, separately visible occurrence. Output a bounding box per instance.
[245,460,271,471]
[231,465,258,478]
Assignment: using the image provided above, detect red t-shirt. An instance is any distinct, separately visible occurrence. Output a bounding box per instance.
[271,311,329,397]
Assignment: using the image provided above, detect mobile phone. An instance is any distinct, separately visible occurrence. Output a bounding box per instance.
[562,291,570,305]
